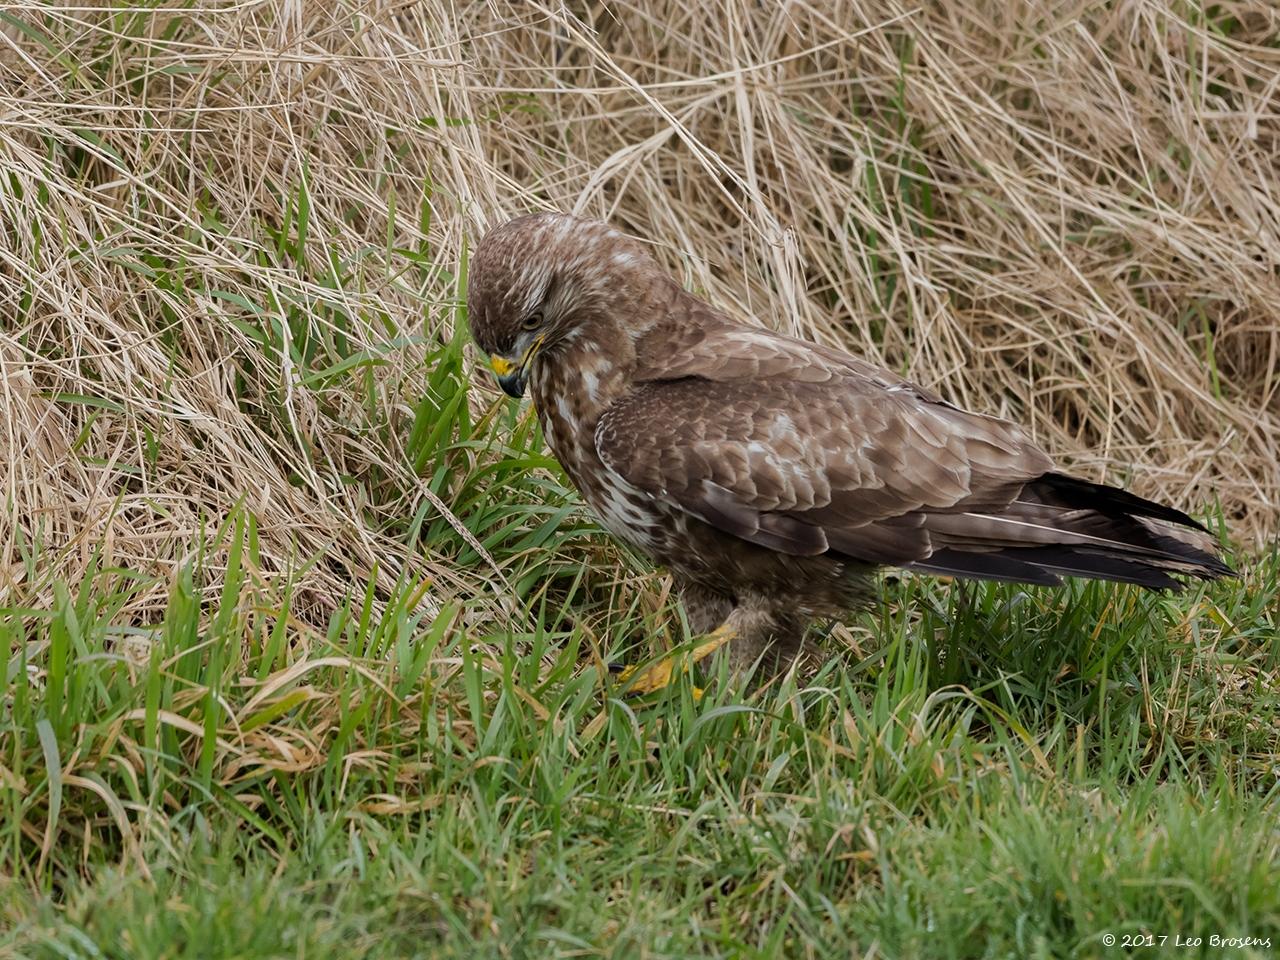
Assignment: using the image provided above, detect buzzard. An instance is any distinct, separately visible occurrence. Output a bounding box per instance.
[466,213,1233,691]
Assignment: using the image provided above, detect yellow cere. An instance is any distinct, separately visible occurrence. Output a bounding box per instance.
[489,355,515,376]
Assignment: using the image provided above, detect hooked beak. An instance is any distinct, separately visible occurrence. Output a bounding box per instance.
[489,354,526,398]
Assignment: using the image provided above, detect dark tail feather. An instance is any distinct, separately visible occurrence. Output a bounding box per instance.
[908,473,1236,590]
[911,545,1183,589]
[909,548,1063,586]
[1030,472,1211,533]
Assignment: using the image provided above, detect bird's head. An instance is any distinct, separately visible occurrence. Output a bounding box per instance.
[466,212,660,398]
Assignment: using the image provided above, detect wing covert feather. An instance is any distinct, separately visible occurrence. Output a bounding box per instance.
[594,367,1052,563]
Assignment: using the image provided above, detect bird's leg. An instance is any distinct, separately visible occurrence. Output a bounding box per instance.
[717,603,807,676]
[619,596,808,695]
[952,579,972,630]
[617,622,736,695]
[613,581,733,695]
[678,581,733,635]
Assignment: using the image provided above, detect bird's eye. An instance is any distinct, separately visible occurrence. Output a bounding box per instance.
[520,312,542,331]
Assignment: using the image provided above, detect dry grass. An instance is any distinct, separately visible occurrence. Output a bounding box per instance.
[2,0,1278,619]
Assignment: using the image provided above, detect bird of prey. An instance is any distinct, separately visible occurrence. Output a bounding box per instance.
[466,212,1234,691]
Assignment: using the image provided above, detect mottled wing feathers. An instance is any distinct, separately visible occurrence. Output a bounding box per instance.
[595,370,1051,566]
[600,315,1230,586]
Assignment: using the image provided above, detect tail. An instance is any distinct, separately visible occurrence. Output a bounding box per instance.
[908,473,1236,590]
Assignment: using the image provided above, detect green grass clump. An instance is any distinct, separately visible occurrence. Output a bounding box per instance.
[3,520,1278,957]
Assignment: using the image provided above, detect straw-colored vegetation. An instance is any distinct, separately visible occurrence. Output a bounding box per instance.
[2,2,1278,956]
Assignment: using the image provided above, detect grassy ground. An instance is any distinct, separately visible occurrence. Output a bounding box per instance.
[2,472,1278,957]
[3,2,1280,957]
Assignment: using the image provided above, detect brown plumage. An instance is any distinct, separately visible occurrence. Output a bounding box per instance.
[466,212,1234,674]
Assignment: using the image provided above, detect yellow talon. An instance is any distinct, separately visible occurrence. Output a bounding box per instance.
[618,624,736,695]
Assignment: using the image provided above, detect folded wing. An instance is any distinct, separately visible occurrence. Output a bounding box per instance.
[598,320,1231,588]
